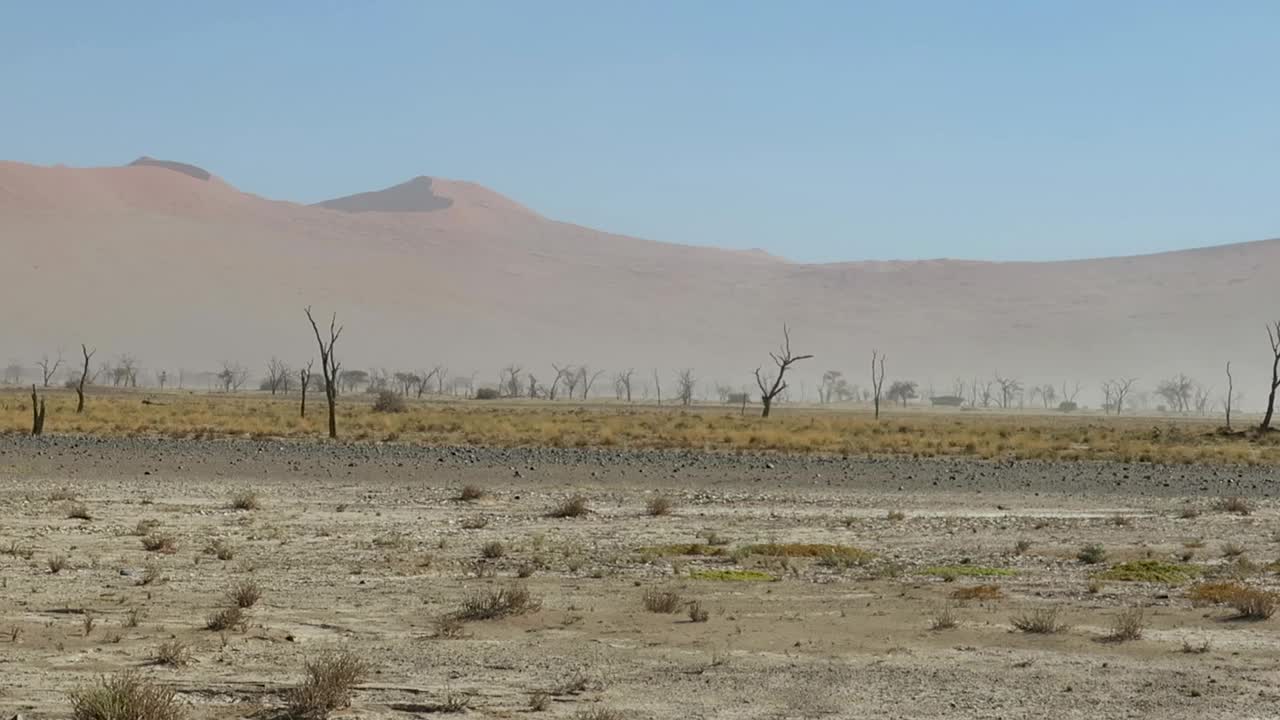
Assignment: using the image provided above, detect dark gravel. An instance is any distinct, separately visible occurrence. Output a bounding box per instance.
[1,433,1275,499]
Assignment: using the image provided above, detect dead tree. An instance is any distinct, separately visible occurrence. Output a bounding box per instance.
[581,367,605,400]
[870,351,886,419]
[753,326,812,418]
[37,351,63,388]
[118,354,139,388]
[1102,377,1138,415]
[1262,321,1280,432]
[265,357,290,395]
[994,375,1022,410]
[613,370,635,402]
[652,369,662,406]
[675,369,696,406]
[305,306,344,439]
[300,360,314,418]
[1225,361,1234,431]
[30,385,46,436]
[217,361,249,392]
[416,367,440,398]
[501,365,523,398]
[76,345,96,413]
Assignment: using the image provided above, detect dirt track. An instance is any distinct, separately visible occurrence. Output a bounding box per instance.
[2,435,1279,719]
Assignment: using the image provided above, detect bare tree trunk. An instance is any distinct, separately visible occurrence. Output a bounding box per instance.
[1262,322,1280,432]
[652,369,662,406]
[76,344,95,414]
[31,385,46,436]
[754,325,812,418]
[871,351,886,420]
[300,360,313,419]
[1225,361,1234,431]
[306,307,344,439]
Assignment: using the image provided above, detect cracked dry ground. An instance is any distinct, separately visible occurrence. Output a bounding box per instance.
[1,436,1279,719]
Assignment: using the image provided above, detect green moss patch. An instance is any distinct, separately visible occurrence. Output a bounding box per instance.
[689,569,777,582]
[923,566,1017,579]
[1095,560,1201,584]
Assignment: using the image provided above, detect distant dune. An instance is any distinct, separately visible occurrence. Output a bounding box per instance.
[2,157,1277,407]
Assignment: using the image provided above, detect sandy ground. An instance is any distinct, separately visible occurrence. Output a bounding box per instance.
[2,436,1279,719]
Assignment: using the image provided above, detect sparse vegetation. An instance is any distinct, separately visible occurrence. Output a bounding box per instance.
[371,390,407,413]
[643,587,683,613]
[457,484,486,502]
[1011,607,1069,634]
[1077,543,1107,565]
[1106,606,1146,642]
[550,494,590,518]
[151,640,191,667]
[950,584,1004,601]
[141,533,178,554]
[69,670,185,720]
[229,580,262,608]
[455,584,542,621]
[48,555,69,574]
[930,603,959,630]
[285,651,370,720]
[688,601,709,622]
[205,607,246,632]
[230,490,261,511]
[1095,560,1200,584]
[66,502,92,520]
[646,495,674,516]
[1216,496,1252,515]
[481,541,506,559]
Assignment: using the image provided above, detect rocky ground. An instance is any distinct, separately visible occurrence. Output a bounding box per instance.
[1,435,1279,719]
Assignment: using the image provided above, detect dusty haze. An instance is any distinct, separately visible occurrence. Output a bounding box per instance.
[2,158,1276,409]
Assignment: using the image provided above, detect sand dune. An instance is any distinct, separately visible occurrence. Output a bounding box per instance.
[2,157,1276,406]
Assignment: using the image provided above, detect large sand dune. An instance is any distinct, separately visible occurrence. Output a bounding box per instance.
[2,158,1276,405]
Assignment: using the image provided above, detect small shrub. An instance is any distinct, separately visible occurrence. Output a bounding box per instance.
[886,509,906,522]
[1188,581,1246,605]
[285,651,370,720]
[1229,587,1278,620]
[923,566,1015,580]
[688,601,709,623]
[132,519,161,536]
[642,587,683,614]
[49,487,78,502]
[646,496,674,516]
[481,541,506,559]
[1106,606,1146,642]
[205,607,246,632]
[455,584,542,621]
[1011,607,1069,634]
[550,495,590,518]
[139,563,163,586]
[1216,496,1252,516]
[230,491,260,511]
[152,640,191,667]
[1014,539,1032,555]
[950,584,1003,601]
[528,691,551,712]
[69,670,184,720]
[434,616,467,639]
[1179,506,1201,519]
[1222,542,1247,558]
[203,539,236,561]
[473,388,500,400]
[372,390,407,413]
[929,603,959,630]
[1181,637,1212,654]
[142,533,178,554]
[1087,578,1105,594]
[126,607,142,628]
[66,503,92,520]
[48,555,69,574]
[228,581,261,608]
[1095,560,1200,584]
[82,612,96,636]
[457,485,486,502]
[1110,514,1132,527]
[1077,544,1107,565]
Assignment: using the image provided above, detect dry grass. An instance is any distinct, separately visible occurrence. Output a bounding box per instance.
[1186,582,1277,619]
[950,584,1004,601]
[151,640,191,667]
[549,494,590,518]
[457,484,486,502]
[480,541,506,559]
[69,670,184,720]
[929,603,959,630]
[205,607,246,632]
[1077,544,1107,565]
[1011,607,1069,634]
[642,587,683,614]
[5,391,1277,464]
[1106,607,1147,642]
[230,490,261,511]
[688,601,709,623]
[646,495,675,516]
[48,555,69,574]
[1215,496,1253,515]
[528,691,551,712]
[228,580,262,608]
[285,651,370,720]
[455,584,542,621]
[141,533,178,554]
[66,502,92,520]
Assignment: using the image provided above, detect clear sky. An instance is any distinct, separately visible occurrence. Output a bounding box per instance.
[4,1,1279,263]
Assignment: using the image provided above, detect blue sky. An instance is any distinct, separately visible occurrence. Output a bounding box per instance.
[4,2,1279,262]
